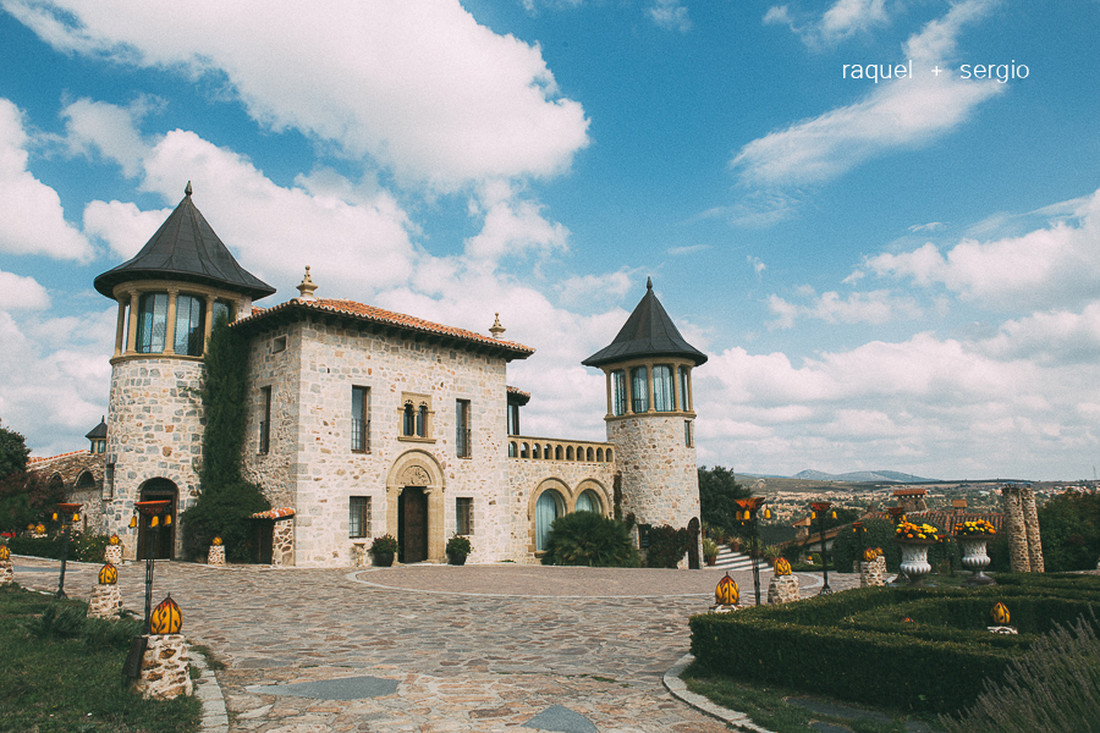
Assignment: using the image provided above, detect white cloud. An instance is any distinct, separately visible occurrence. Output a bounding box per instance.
[868,187,1100,311]
[464,182,570,262]
[60,97,154,177]
[7,0,590,191]
[0,270,50,310]
[736,0,1002,187]
[556,269,635,309]
[766,0,890,47]
[766,288,921,328]
[0,98,93,261]
[83,200,173,259]
[648,0,691,32]
[979,303,1100,366]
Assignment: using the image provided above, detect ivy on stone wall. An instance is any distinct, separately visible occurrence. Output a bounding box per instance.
[181,315,269,562]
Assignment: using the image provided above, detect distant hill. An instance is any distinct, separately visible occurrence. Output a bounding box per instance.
[792,469,938,484]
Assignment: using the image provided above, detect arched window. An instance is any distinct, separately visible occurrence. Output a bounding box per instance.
[544,443,552,459]
[605,448,613,462]
[555,445,563,460]
[174,294,205,356]
[630,366,648,413]
[575,489,602,514]
[653,365,674,411]
[535,490,564,551]
[586,447,594,462]
[596,447,604,462]
[521,442,530,458]
[416,404,428,437]
[532,443,541,459]
[611,370,627,416]
[566,446,574,460]
[508,441,517,457]
[403,403,416,436]
[136,292,168,353]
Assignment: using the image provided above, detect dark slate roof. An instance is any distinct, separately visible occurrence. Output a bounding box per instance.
[84,417,107,440]
[94,183,276,300]
[582,278,707,368]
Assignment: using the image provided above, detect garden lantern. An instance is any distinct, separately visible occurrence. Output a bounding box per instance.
[991,602,1010,626]
[149,594,182,635]
[773,557,792,576]
[810,501,832,595]
[735,496,767,605]
[98,562,118,585]
[0,545,8,561]
[715,572,740,606]
[54,501,83,599]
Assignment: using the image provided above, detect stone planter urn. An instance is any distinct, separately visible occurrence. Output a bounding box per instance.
[958,536,995,585]
[372,551,395,567]
[896,540,935,585]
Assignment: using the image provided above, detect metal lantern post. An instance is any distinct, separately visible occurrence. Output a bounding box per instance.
[735,496,767,605]
[54,502,83,598]
[134,500,172,631]
[852,521,866,570]
[810,501,833,595]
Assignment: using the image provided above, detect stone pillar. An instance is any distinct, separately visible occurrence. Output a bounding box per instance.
[1022,485,1044,572]
[0,556,12,586]
[860,558,887,587]
[1001,485,1030,572]
[352,542,369,568]
[207,544,225,566]
[767,574,800,603]
[271,518,294,566]
[87,583,123,619]
[134,635,193,700]
[105,543,123,566]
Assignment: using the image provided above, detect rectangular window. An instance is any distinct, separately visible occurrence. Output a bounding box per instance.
[349,496,371,538]
[456,497,473,535]
[685,419,694,447]
[136,292,168,353]
[456,399,471,458]
[653,365,674,412]
[611,370,627,416]
[351,386,370,452]
[630,366,649,414]
[507,403,520,435]
[259,386,272,454]
[679,366,691,411]
[174,294,206,356]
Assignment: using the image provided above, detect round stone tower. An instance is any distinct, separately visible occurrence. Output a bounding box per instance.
[93,182,275,559]
[582,278,707,535]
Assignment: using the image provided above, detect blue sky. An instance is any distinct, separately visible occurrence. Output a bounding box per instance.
[1,0,1099,480]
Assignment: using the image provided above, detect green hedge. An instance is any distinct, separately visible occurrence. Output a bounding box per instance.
[6,533,109,562]
[689,574,1100,714]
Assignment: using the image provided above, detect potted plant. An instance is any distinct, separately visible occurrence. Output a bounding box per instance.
[446,534,472,565]
[702,537,718,566]
[894,520,941,585]
[369,534,398,567]
[954,519,996,585]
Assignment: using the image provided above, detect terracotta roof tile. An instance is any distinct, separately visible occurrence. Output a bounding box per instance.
[250,507,295,520]
[235,298,534,359]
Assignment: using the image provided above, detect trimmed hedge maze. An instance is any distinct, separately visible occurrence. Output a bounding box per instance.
[689,573,1100,714]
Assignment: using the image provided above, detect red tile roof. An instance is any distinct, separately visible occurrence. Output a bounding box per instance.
[27,450,88,464]
[250,507,295,520]
[235,298,534,360]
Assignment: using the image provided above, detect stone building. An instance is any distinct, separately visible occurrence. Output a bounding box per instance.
[76,185,706,566]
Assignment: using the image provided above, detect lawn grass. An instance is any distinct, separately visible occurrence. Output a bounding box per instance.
[682,662,940,733]
[0,584,202,733]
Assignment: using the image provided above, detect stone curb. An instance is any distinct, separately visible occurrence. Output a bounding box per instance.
[189,645,229,733]
[663,654,776,733]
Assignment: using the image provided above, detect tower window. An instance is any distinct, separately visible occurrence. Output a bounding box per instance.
[653,365,674,412]
[136,292,168,353]
[685,419,694,447]
[456,399,471,458]
[630,366,649,413]
[259,386,272,454]
[679,366,691,411]
[212,299,233,327]
[610,370,627,416]
[174,294,205,356]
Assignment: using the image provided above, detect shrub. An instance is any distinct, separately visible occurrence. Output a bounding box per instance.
[645,524,689,568]
[1039,489,1100,571]
[542,512,640,567]
[831,518,900,572]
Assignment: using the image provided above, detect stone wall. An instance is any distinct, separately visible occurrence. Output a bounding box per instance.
[25,451,106,534]
[103,357,206,559]
[606,415,700,530]
[242,318,513,566]
[507,457,618,562]
[1001,483,1044,573]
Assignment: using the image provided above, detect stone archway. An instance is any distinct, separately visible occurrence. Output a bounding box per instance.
[385,451,445,563]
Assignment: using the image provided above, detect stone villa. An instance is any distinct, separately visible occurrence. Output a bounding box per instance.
[36,184,707,567]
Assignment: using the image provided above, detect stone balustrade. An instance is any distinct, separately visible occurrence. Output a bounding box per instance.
[507,435,615,463]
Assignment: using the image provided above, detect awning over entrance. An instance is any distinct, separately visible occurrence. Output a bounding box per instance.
[249,507,295,520]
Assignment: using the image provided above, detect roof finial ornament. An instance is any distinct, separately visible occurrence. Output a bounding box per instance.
[185,180,193,197]
[646,276,653,290]
[296,265,318,301]
[489,312,506,339]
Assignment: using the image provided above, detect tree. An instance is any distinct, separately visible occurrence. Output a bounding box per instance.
[0,420,30,480]
[698,465,751,536]
[181,317,270,562]
[1039,489,1100,571]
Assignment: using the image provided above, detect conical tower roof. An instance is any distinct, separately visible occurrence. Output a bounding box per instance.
[94,182,276,300]
[582,278,707,368]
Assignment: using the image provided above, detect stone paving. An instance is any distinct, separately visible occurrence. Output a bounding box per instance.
[12,557,858,732]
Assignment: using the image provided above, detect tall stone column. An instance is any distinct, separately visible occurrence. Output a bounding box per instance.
[1021,484,1045,572]
[1001,485,1030,572]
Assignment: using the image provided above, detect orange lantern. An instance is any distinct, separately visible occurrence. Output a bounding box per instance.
[149,594,183,635]
[991,602,1010,626]
[98,562,118,585]
[863,547,878,562]
[715,573,740,606]
[34,523,45,535]
[129,515,137,529]
[0,545,10,562]
[109,534,121,545]
[212,536,223,546]
[773,557,792,576]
